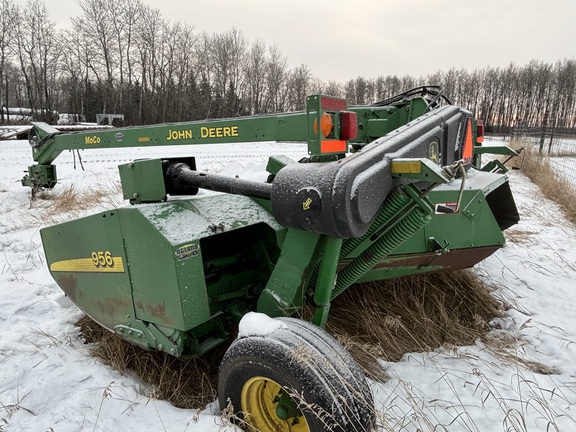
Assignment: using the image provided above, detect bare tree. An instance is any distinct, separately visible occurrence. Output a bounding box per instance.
[108,0,143,111]
[74,0,116,115]
[263,45,287,113]
[244,41,267,114]
[210,28,248,116]
[286,64,311,111]
[344,79,355,104]
[193,32,215,117]
[133,4,164,123]
[323,81,342,98]
[354,77,368,105]
[172,23,197,120]
[58,26,92,117]
[74,0,144,116]
[0,0,17,122]
[12,0,59,121]
[555,60,576,128]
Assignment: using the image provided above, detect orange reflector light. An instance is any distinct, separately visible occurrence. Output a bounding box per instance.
[313,113,334,138]
[320,113,333,137]
[340,111,357,140]
[463,118,474,164]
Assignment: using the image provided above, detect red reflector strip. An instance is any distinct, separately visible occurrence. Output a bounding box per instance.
[321,97,346,111]
[340,111,357,140]
[463,118,474,163]
[321,140,347,154]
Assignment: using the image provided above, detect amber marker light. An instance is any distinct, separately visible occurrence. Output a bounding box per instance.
[314,113,334,138]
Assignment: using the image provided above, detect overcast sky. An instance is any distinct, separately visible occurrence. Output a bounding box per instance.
[45,0,575,82]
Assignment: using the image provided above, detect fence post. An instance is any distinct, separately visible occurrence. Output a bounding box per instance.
[548,112,556,156]
[539,109,549,154]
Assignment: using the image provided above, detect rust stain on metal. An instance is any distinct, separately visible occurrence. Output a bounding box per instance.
[371,246,500,271]
[337,246,500,273]
[95,296,132,318]
[57,274,78,300]
[135,300,174,326]
[147,303,167,319]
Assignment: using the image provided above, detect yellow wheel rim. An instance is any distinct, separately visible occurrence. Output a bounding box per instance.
[240,376,310,432]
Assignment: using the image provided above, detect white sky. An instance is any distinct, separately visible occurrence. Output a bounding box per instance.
[44,0,576,82]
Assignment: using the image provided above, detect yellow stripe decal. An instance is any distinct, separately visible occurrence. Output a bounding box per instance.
[391,161,422,174]
[50,257,125,273]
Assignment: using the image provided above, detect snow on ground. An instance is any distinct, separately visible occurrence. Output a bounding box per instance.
[1,138,576,431]
[373,165,576,431]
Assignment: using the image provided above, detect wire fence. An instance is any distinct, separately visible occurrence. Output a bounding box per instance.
[486,133,576,189]
[549,156,576,189]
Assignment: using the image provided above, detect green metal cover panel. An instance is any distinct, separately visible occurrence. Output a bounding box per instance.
[345,170,506,258]
[394,189,505,253]
[120,194,283,330]
[119,204,210,331]
[41,211,134,331]
[119,159,166,203]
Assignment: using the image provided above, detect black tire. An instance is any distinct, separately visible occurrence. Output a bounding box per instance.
[218,316,374,432]
[277,317,374,415]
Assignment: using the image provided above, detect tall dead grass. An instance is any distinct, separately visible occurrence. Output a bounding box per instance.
[77,269,503,408]
[34,184,109,212]
[77,316,227,409]
[509,139,576,225]
[29,182,123,225]
[323,270,502,380]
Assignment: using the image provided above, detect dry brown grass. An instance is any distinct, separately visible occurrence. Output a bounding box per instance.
[509,139,576,225]
[503,228,537,245]
[77,316,228,409]
[34,184,108,212]
[321,270,503,380]
[77,269,503,407]
[35,182,122,211]
[28,183,123,225]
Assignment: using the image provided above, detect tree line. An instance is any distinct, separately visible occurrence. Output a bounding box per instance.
[1,0,575,133]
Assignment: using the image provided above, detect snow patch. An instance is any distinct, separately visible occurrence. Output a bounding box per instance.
[238,312,287,338]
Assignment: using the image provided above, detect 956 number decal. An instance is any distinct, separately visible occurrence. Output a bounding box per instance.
[91,250,114,268]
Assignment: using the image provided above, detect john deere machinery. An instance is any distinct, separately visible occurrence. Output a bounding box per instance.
[22,87,519,431]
